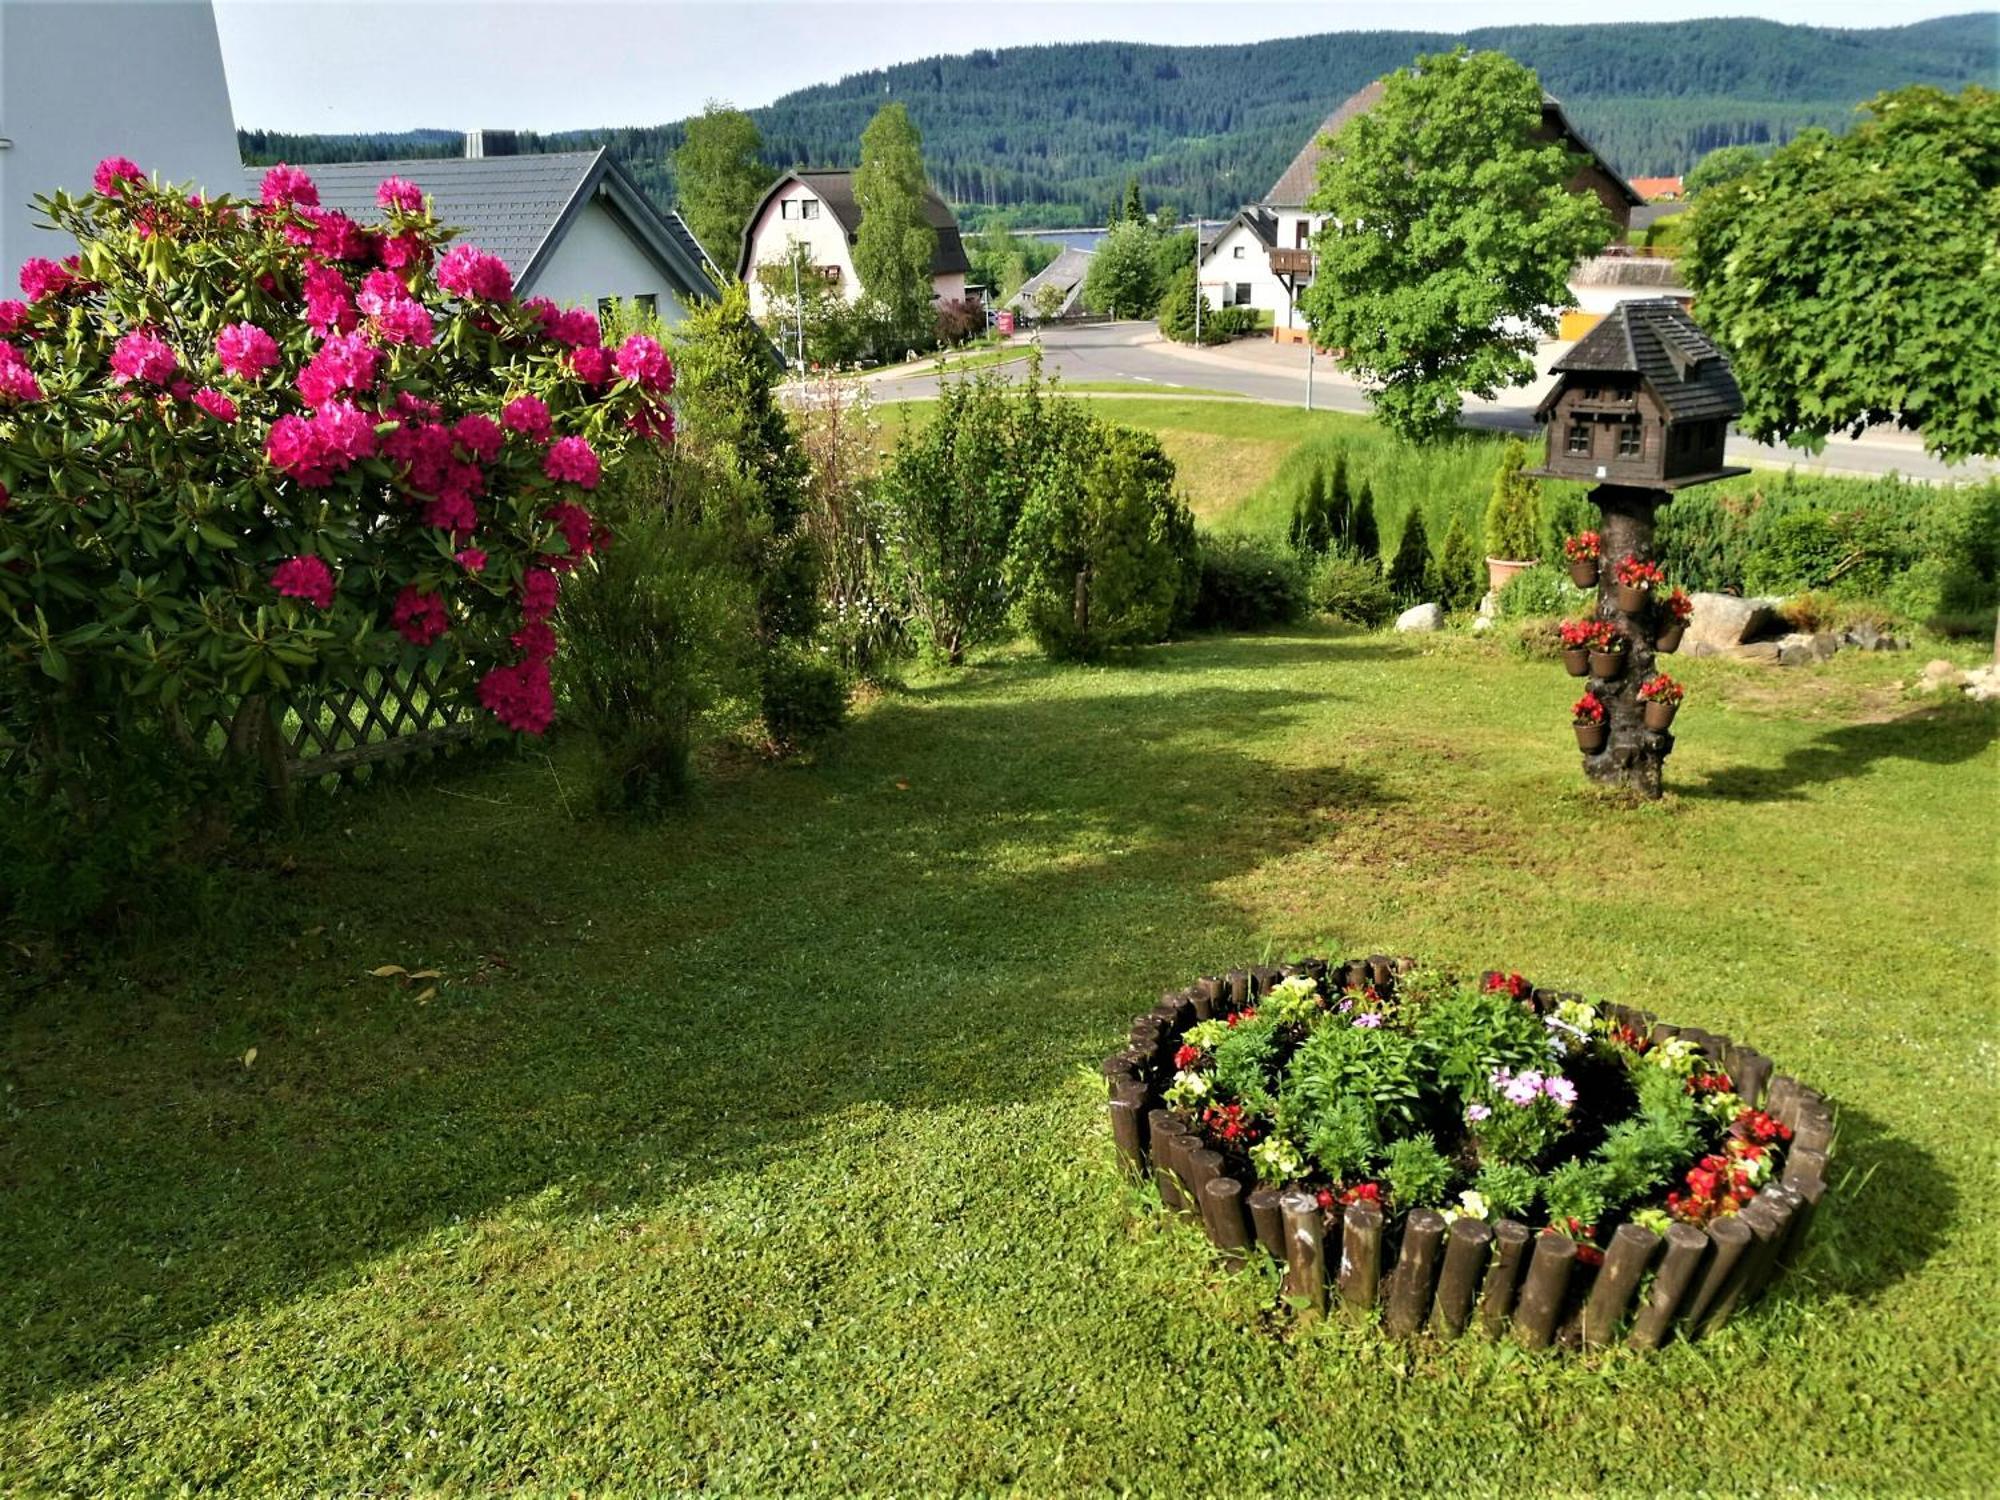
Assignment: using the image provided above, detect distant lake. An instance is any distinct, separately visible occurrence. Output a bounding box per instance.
[1016,220,1228,254]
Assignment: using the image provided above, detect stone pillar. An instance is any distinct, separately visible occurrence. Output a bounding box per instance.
[1583,484,1673,798]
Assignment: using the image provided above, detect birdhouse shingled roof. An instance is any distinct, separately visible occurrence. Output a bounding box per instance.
[1542,299,1743,423]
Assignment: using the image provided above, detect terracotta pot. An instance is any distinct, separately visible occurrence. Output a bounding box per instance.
[1644,700,1680,731]
[1574,720,1608,753]
[1487,556,1535,595]
[1614,582,1650,614]
[1656,620,1686,654]
[1568,558,1599,589]
[1588,649,1626,679]
[1562,648,1590,677]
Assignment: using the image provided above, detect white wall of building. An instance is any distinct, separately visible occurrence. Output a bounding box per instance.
[1198,211,1326,328]
[743,181,856,320]
[0,1,244,281]
[528,198,693,324]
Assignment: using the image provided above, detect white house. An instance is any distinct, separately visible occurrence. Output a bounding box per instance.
[1198,79,1643,342]
[0,0,245,279]
[261,144,721,322]
[736,170,971,321]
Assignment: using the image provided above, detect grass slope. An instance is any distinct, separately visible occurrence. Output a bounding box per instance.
[4,632,1997,1492]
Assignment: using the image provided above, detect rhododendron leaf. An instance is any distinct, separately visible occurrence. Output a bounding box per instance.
[369,964,407,978]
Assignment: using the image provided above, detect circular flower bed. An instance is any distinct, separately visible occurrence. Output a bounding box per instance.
[1102,957,1834,1351]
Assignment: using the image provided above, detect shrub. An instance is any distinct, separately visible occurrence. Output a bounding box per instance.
[1386,507,1437,605]
[1287,450,1349,558]
[0,158,670,921]
[557,458,757,815]
[1006,424,1198,659]
[759,644,849,752]
[877,364,1049,663]
[792,375,906,677]
[1350,480,1381,560]
[1484,439,1543,561]
[935,298,984,347]
[1189,533,1309,631]
[1309,547,1394,627]
[1436,512,1484,612]
[1495,561,1592,620]
[1384,1133,1455,1209]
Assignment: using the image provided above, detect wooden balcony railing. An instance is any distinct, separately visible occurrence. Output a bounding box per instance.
[1267,248,1314,275]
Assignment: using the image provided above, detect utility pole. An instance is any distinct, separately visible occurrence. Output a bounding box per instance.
[1194,219,1204,344]
[793,251,805,371]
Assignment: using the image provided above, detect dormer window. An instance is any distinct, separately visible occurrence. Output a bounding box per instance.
[780,197,822,221]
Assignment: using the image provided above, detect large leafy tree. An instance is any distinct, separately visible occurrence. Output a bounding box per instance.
[1684,85,1999,462]
[1682,144,1763,201]
[852,103,939,340]
[1082,219,1161,319]
[1298,49,1613,444]
[672,103,775,272]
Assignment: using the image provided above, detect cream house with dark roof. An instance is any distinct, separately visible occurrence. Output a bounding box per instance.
[737,170,971,321]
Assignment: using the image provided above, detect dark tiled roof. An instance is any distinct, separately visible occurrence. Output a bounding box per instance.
[245,151,719,302]
[1552,298,1742,422]
[1004,245,1092,312]
[1262,80,1641,209]
[739,170,971,279]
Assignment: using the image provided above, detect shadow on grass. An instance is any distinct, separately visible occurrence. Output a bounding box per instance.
[1776,1102,1957,1305]
[1682,704,1996,802]
[0,675,1393,1415]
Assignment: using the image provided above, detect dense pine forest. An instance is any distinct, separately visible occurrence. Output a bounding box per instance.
[239,13,1996,228]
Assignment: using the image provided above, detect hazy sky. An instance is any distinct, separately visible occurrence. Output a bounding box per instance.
[209,0,1990,133]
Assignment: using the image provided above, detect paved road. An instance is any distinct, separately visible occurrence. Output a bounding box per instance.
[855,322,1994,484]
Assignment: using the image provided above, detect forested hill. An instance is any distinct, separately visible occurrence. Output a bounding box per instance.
[239,13,1997,227]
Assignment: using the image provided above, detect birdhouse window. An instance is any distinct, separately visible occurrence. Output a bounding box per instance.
[1617,423,1641,458]
[1566,422,1591,456]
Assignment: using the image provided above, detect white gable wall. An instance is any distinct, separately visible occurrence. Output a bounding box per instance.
[0,1,244,280]
[742,181,856,321]
[525,196,692,324]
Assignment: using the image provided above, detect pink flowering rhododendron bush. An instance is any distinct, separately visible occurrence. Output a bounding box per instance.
[0,158,676,752]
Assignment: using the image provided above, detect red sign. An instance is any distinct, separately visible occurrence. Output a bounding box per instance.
[996,310,1016,335]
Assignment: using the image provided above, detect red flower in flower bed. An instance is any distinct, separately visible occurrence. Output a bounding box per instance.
[1201,1102,1262,1147]
[1173,1043,1201,1071]
[1338,1181,1383,1208]
[1484,971,1531,999]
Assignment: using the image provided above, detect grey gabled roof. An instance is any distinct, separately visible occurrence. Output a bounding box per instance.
[736,169,971,281]
[1546,298,1743,422]
[247,149,720,304]
[1004,245,1093,312]
[1262,80,1642,210]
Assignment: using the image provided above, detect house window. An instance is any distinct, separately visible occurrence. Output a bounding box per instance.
[1617,423,1641,458]
[1295,220,1309,247]
[1567,422,1591,456]
[634,293,657,317]
[780,200,795,220]
[1236,283,1251,305]
[800,198,820,220]
[1232,245,1245,259]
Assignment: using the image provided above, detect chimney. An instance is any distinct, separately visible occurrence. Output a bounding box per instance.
[464,129,519,160]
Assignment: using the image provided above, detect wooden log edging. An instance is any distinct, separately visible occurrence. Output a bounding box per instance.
[1104,956,1836,1355]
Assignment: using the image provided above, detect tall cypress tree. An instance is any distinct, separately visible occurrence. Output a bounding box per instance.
[1326,451,1351,546]
[1124,175,1144,223]
[1350,479,1381,562]
[1387,508,1435,605]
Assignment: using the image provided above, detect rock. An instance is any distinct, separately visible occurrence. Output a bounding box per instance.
[1772,631,1840,666]
[1732,641,1782,664]
[1682,592,1782,656]
[1922,658,1966,683]
[1841,625,1910,653]
[1395,603,1446,633]
[1476,590,1498,619]
[1472,615,1494,634]
[1967,665,2000,703]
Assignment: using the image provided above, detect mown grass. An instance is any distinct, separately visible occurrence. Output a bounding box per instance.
[4,629,1997,1492]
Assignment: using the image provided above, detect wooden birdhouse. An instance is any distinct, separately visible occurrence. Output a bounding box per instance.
[1531,299,1748,491]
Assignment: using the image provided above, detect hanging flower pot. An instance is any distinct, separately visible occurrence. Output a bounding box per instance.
[1563,530,1601,590]
[1572,691,1607,753]
[1613,555,1665,615]
[1557,619,1596,677]
[1639,673,1685,731]
[1588,627,1628,680]
[1656,588,1693,653]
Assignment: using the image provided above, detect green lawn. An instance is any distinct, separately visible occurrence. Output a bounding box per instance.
[4,629,1996,1492]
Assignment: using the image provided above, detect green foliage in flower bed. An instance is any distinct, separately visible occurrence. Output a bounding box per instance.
[1164,968,1793,1253]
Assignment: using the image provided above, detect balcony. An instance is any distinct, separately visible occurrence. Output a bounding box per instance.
[1268,248,1314,275]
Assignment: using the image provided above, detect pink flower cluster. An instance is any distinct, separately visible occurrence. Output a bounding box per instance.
[192,388,237,423]
[356,269,434,346]
[94,156,145,197]
[216,322,280,381]
[259,164,320,211]
[376,177,424,214]
[19,257,78,303]
[265,401,378,487]
[303,260,358,336]
[270,554,335,609]
[297,330,382,407]
[0,300,27,336]
[613,333,674,394]
[1489,1067,1577,1110]
[478,658,554,735]
[0,343,43,403]
[381,413,496,535]
[502,394,552,443]
[109,329,180,387]
[437,243,513,303]
[542,434,600,489]
[525,299,600,350]
[390,585,449,645]
[545,501,597,566]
